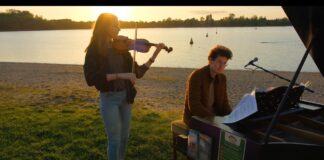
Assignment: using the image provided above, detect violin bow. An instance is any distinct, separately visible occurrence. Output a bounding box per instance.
[132,22,138,73]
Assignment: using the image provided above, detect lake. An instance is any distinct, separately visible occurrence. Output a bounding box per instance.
[0,26,320,72]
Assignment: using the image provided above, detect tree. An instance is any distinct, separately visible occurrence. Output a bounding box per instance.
[205,14,213,26]
[229,13,235,20]
[0,9,291,31]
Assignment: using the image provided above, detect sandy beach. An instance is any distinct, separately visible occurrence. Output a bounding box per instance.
[1,62,323,110]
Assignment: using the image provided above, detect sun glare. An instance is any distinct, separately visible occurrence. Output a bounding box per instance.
[92,7,130,21]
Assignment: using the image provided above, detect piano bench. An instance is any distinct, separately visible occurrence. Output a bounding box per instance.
[171,120,189,160]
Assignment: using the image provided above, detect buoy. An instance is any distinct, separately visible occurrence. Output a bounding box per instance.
[190,38,193,45]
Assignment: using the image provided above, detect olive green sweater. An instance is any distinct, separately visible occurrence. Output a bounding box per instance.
[183,65,232,125]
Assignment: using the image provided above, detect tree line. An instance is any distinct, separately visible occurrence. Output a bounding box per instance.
[0,9,291,31]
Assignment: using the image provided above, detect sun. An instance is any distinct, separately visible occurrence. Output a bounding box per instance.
[92,7,130,21]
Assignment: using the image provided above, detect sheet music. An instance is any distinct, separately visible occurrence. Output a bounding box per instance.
[223,91,257,124]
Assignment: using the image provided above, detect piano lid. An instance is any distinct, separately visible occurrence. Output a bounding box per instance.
[282,7,324,76]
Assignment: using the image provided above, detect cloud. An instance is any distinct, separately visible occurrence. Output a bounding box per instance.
[191,10,227,15]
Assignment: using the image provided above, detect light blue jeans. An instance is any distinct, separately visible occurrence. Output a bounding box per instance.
[99,90,132,160]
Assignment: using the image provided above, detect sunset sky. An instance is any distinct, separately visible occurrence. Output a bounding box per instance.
[0,6,287,22]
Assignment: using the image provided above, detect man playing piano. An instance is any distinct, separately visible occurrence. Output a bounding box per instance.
[183,44,233,125]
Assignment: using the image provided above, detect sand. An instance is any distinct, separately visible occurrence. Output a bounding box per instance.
[0,62,323,110]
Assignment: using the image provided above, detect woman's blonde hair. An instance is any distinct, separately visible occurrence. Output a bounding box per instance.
[85,13,118,56]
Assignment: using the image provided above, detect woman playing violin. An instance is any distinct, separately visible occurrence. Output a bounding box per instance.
[83,13,166,160]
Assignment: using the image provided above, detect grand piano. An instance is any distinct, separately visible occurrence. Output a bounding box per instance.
[188,6,324,160]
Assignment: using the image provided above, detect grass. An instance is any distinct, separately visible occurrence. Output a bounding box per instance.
[0,84,187,160]
[2,62,324,159]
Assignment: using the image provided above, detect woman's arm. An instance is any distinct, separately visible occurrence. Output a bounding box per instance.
[107,73,136,84]
[132,43,166,78]
[83,50,106,87]
[144,43,165,68]
[106,73,118,82]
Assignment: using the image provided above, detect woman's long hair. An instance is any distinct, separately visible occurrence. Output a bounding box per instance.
[85,13,118,56]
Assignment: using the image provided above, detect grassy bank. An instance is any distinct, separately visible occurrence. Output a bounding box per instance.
[0,83,185,160]
[1,62,323,159]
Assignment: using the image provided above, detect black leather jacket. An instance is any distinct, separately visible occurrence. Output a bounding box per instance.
[83,45,149,103]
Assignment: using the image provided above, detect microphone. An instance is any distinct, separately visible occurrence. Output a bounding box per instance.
[244,57,258,68]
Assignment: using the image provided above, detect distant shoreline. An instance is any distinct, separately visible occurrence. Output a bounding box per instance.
[0,61,318,73]
[0,25,293,32]
[0,9,291,32]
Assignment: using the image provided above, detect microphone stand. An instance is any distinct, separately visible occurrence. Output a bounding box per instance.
[248,62,314,93]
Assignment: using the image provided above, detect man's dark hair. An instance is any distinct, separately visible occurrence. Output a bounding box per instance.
[208,45,233,61]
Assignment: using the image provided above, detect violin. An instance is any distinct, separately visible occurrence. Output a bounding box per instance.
[112,36,173,53]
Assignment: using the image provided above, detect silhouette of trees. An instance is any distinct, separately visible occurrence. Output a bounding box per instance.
[0,10,291,31]
[0,9,92,31]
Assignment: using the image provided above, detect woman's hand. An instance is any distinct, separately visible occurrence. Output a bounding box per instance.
[118,73,136,84]
[151,43,166,60]
[144,43,166,68]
